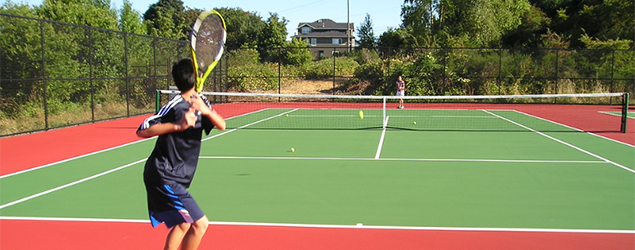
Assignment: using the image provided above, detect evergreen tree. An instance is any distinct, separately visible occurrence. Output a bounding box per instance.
[357,14,376,48]
[118,0,146,34]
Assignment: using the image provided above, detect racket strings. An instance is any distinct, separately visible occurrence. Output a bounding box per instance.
[194,16,225,72]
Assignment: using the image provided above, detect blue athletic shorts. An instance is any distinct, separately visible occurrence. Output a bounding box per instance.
[145,183,205,228]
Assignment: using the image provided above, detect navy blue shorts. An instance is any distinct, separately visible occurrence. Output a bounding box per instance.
[145,183,205,228]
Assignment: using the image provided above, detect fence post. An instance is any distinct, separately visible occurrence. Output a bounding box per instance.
[555,48,559,96]
[498,48,502,96]
[124,32,130,117]
[333,47,336,94]
[40,19,49,130]
[610,49,615,103]
[88,27,95,122]
[278,47,281,98]
[621,92,629,133]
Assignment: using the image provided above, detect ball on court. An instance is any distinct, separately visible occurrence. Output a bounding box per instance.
[413,121,417,125]
[290,147,295,152]
[285,114,289,117]
[358,110,364,120]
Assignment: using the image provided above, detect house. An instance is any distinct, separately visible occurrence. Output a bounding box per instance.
[295,19,355,58]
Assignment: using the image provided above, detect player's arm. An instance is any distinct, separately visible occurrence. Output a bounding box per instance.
[190,94,226,130]
[136,109,198,138]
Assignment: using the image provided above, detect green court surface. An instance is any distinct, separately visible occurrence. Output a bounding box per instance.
[603,111,635,118]
[1,108,634,232]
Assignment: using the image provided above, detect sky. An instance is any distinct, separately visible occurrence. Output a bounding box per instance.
[18,0,404,40]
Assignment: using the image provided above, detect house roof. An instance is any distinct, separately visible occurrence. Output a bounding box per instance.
[297,19,353,30]
[296,30,349,38]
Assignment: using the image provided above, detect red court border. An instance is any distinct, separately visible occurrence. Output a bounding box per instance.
[1,104,633,250]
[1,219,633,250]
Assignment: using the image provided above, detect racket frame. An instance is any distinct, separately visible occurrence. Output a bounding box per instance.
[190,10,226,92]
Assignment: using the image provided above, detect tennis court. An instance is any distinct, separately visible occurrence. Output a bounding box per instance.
[1,94,634,250]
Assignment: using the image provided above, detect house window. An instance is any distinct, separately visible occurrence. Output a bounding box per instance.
[310,38,317,45]
[301,27,311,34]
[332,38,341,45]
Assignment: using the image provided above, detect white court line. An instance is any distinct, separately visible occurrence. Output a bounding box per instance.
[202,109,299,142]
[599,111,635,119]
[483,110,635,174]
[514,110,635,148]
[0,109,275,179]
[375,116,389,159]
[1,216,633,234]
[0,109,292,209]
[200,155,606,164]
[0,138,153,179]
[0,159,146,210]
[430,116,496,118]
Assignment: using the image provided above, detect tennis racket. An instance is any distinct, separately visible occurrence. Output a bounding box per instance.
[190,10,226,93]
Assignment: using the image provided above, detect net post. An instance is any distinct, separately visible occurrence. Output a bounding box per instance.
[621,92,629,133]
[155,90,160,114]
[382,97,386,128]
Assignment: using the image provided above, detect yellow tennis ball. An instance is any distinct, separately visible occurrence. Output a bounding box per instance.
[358,110,364,120]
[291,147,295,152]
[413,121,417,125]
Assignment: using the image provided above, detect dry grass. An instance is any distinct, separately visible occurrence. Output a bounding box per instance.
[264,77,351,95]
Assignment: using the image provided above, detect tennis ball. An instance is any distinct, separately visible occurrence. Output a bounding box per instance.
[358,110,364,120]
[413,121,417,125]
[285,114,289,117]
[291,147,295,152]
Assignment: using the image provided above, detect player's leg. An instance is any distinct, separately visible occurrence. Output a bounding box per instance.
[397,90,405,108]
[180,216,210,250]
[164,223,191,250]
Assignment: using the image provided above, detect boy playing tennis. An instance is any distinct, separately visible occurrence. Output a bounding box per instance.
[137,58,226,250]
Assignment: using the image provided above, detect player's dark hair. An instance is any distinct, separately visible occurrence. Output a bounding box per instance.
[172,58,196,91]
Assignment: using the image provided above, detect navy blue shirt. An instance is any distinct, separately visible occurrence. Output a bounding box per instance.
[139,94,214,188]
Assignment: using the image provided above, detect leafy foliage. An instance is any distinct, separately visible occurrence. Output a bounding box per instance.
[258,13,288,62]
[216,7,266,49]
[280,38,312,66]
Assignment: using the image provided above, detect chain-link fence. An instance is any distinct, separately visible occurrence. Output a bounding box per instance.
[2,13,634,136]
[0,13,229,136]
[224,46,634,98]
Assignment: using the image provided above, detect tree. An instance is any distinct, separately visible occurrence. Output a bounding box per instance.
[282,37,312,66]
[377,27,408,55]
[357,14,375,48]
[143,0,188,39]
[216,7,266,50]
[118,0,146,34]
[39,0,118,29]
[0,1,43,115]
[501,5,550,47]
[575,0,634,47]
[402,0,530,47]
[258,12,288,62]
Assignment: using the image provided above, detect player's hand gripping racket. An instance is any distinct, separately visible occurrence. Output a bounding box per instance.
[190,10,226,92]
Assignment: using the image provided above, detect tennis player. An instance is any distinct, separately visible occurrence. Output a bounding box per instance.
[396,75,405,109]
[137,58,226,250]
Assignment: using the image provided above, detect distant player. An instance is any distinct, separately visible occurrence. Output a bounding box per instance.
[396,75,405,109]
[137,58,226,250]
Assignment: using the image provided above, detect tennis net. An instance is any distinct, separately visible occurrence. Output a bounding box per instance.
[157,90,629,133]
